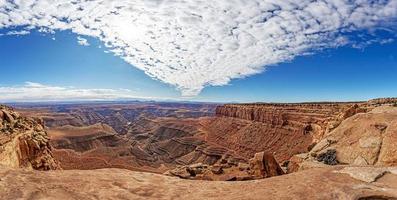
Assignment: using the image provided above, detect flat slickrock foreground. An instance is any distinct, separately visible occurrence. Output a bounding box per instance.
[1,167,397,200]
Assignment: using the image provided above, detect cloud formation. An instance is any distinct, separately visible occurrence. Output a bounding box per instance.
[77,36,90,46]
[0,82,146,102]
[0,0,396,96]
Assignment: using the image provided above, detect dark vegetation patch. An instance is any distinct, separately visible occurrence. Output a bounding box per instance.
[317,149,338,165]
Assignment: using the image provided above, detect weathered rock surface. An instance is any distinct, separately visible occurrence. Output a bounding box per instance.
[336,166,397,183]
[288,105,397,172]
[0,105,60,170]
[165,151,283,181]
[1,166,397,200]
[249,151,284,178]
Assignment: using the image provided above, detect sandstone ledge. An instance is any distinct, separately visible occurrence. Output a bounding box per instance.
[1,167,397,200]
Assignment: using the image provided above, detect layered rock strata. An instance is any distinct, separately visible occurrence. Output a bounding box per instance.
[210,102,369,162]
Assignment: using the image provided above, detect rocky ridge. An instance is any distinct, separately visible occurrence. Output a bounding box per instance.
[0,105,59,170]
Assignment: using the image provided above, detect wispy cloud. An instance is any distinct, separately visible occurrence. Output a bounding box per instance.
[0,82,152,102]
[0,0,396,96]
[5,30,30,36]
[77,36,90,46]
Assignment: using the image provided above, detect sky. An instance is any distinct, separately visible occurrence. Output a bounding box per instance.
[0,0,397,103]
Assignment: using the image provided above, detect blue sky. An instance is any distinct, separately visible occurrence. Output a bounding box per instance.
[0,29,396,103]
[0,1,396,102]
[0,30,180,99]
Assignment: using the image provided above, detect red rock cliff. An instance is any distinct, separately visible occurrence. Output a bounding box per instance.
[216,103,365,137]
[207,102,369,162]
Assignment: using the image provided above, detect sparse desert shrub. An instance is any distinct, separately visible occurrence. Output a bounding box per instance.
[317,149,338,165]
[393,102,397,107]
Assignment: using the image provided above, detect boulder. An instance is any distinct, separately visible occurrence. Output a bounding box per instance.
[165,166,192,179]
[2,110,15,124]
[287,153,307,173]
[249,152,284,178]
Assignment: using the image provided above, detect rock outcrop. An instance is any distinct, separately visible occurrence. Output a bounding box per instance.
[288,105,397,172]
[368,98,397,105]
[249,151,284,178]
[0,105,60,170]
[165,151,283,181]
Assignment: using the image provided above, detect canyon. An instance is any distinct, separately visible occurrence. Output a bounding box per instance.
[1,98,397,199]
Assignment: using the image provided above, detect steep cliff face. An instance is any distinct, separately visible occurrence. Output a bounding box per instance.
[215,103,366,138]
[0,105,60,170]
[210,103,369,162]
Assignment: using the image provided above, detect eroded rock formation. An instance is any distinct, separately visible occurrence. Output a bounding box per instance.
[288,105,397,172]
[0,105,60,170]
[165,151,283,181]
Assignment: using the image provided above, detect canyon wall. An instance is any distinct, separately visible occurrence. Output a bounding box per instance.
[215,103,366,136]
[208,102,369,162]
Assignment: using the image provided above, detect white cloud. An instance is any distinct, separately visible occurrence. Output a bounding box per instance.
[0,0,396,96]
[0,30,30,36]
[77,36,90,46]
[5,30,30,35]
[0,82,151,102]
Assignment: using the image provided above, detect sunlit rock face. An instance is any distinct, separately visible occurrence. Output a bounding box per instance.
[0,105,60,170]
[1,166,397,199]
[289,105,397,172]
